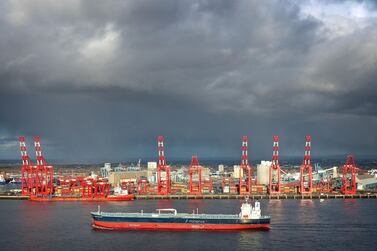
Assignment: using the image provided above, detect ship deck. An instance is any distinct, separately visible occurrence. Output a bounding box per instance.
[92,211,270,220]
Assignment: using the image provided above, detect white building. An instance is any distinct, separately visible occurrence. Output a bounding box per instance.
[147,162,157,183]
[100,163,112,178]
[218,164,224,173]
[233,165,243,179]
[147,162,157,170]
[256,161,271,185]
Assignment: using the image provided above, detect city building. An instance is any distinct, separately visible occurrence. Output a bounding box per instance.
[218,164,224,173]
[233,165,243,179]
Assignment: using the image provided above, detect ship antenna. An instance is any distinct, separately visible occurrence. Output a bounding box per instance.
[98,205,101,213]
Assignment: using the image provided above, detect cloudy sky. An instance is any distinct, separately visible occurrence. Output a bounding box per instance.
[1,0,377,163]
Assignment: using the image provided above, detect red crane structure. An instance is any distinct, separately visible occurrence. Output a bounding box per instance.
[222,177,237,194]
[341,155,357,195]
[189,155,202,194]
[80,177,111,198]
[19,136,118,199]
[137,178,150,194]
[34,136,54,196]
[58,176,79,196]
[269,135,281,194]
[19,136,35,196]
[120,180,137,194]
[239,136,251,194]
[202,178,213,194]
[157,136,171,195]
[300,135,313,194]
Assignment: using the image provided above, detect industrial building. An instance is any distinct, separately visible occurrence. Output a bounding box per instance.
[108,170,148,186]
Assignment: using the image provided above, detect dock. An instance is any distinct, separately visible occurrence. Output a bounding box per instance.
[135,193,377,200]
[0,194,376,200]
[0,195,29,200]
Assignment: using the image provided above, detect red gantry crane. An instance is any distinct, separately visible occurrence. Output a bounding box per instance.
[34,136,54,196]
[341,155,357,195]
[157,136,171,195]
[137,178,150,194]
[222,177,237,194]
[269,135,281,194]
[202,178,213,194]
[19,136,35,196]
[189,155,202,195]
[239,136,252,194]
[300,135,313,194]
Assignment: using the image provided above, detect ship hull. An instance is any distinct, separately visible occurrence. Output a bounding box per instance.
[91,214,270,231]
[92,220,270,231]
[29,194,135,202]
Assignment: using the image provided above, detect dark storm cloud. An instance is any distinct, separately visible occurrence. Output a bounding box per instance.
[1,0,377,162]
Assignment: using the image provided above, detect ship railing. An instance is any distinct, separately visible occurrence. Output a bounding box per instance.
[174,213,240,219]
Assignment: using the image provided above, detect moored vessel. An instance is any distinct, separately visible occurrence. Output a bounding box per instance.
[9,177,22,185]
[0,175,6,185]
[91,198,270,231]
[29,194,135,202]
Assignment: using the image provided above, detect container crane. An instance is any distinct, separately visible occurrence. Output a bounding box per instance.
[300,135,313,194]
[157,136,171,195]
[189,155,202,195]
[34,136,54,196]
[19,136,35,196]
[239,136,252,194]
[341,155,357,195]
[269,136,281,194]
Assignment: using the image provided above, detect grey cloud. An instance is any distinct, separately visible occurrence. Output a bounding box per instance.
[0,0,377,161]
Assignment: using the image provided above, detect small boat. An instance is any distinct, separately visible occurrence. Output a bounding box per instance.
[0,175,6,185]
[91,198,270,231]
[9,178,22,185]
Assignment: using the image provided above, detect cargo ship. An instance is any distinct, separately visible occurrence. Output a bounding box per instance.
[30,194,135,202]
[91,198,270,231]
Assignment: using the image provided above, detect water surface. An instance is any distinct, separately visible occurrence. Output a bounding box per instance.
[0,199,376,250]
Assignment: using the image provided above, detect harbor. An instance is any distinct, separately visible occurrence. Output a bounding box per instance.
[0,135,376,202]
[1,0,377,249]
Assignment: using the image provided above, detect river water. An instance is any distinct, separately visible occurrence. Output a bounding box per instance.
[0,199,376,250]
